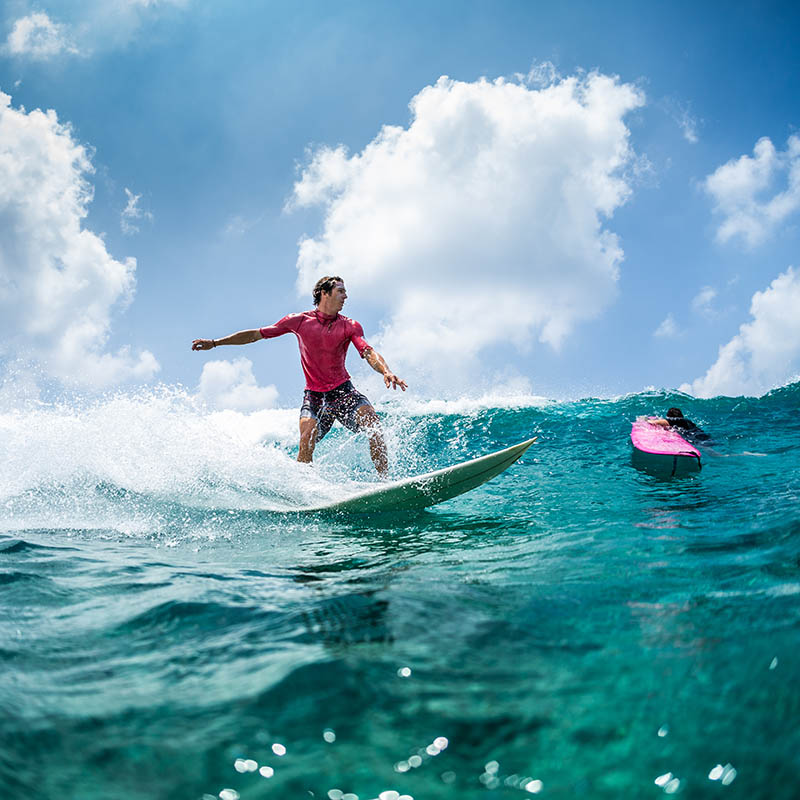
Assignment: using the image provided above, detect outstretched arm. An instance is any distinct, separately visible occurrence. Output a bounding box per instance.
[191,329,263,351]
[365,348,407,391]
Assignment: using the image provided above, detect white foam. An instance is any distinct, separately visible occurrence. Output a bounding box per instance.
[391,392,551,417]
[0,380,549,535]
[0,386,365,527]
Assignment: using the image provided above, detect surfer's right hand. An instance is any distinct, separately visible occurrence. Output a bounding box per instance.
[192,339,216,351]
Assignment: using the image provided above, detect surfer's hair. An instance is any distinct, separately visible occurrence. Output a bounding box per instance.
[666,408,684,419]
[313,276,344,306]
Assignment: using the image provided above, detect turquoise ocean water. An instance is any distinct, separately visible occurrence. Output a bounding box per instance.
[1,383,799,799]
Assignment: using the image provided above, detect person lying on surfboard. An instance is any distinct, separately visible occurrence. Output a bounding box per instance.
[651,407,710,443]
[191,276,406,477]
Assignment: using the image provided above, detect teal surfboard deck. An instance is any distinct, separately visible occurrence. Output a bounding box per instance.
[298,436,537,514]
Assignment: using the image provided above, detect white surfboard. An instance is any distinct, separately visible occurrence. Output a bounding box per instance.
[298,436,537,514]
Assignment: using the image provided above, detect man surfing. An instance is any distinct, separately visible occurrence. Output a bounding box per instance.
[192,276,406,477]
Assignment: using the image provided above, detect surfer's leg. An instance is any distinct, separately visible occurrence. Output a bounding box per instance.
[298,417,318,463]
[298,390,327,464]
[355,404,388,478]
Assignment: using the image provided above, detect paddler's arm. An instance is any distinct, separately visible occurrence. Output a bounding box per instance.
[191,329,263,351]
[364,348,407,391]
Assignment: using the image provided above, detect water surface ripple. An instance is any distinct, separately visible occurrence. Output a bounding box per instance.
[1,385,799,798]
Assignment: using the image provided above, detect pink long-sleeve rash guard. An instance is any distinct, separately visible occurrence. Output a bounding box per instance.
[259,310,371,392]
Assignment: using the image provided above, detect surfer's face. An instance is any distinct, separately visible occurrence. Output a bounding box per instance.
[328,282,347,311]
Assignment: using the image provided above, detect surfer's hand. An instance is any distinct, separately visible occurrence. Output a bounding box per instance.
[383,372,407,391]
[192,339,216,351]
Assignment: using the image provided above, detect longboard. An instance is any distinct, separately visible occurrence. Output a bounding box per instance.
[630,419,701,475]
[298,436,537,513]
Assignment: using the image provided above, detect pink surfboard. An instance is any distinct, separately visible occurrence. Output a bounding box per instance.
[630,418,701,475]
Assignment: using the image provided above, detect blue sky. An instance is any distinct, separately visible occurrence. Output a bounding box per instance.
[1,0,799,408]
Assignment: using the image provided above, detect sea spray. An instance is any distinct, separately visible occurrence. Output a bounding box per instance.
[0,384,552,532]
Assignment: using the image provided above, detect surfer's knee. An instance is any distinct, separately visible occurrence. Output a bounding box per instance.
[355,404,380,431]
[299,416,318,438]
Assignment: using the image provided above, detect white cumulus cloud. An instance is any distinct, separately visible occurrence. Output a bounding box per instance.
[290,70,645,382]
[4,12,79,59]
[4,1,189,59]
[705,134,800,247]
[681,266,800,397]
[197,358,279,412]
[0,91,159,388]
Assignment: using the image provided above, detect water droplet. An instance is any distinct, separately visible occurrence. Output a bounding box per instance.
[323,729,337,743]
[259,766,274,778]
[722,764,737,785]
[219,790,240,800]
[524,779,543,793]
[272,743,286,756]
[658,725,669,737]
[485,760,499,774]
[397,667,412,678]
[722,767,736,786]
[433,736,449,750]
[655,772,673,787]
[769,657,778,670]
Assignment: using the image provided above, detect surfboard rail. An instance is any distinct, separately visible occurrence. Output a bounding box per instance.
[297,436,537,514]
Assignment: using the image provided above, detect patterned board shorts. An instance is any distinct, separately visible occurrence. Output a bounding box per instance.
[300,380,372,441]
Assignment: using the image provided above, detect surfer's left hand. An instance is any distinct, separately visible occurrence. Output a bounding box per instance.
[384,372,407,391]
